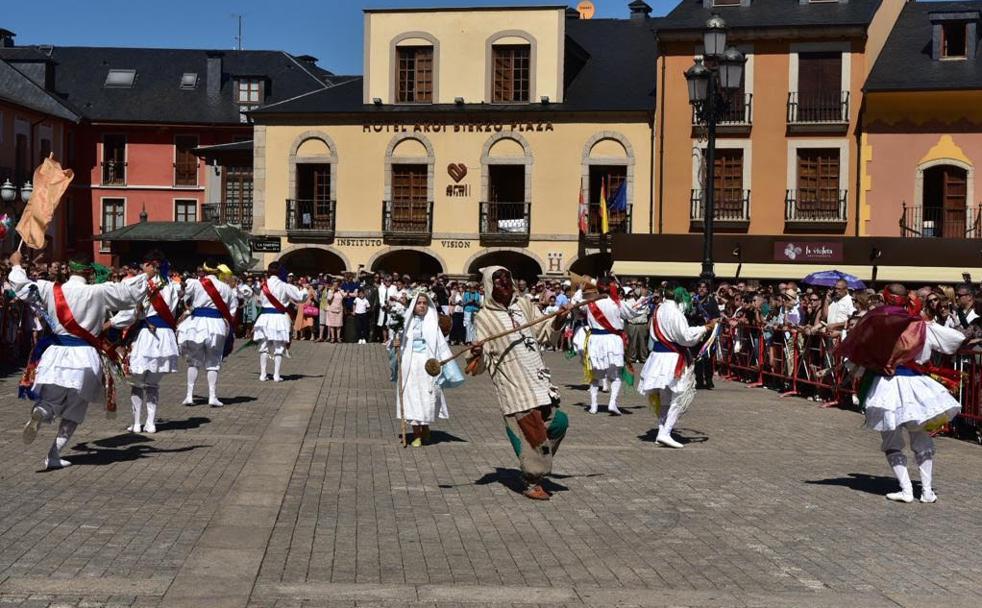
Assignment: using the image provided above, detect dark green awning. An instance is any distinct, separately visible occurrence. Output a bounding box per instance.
[98,221,258,272]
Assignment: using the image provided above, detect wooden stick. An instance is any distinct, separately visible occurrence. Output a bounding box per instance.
[424,295,605,376]
[396,340,408,448]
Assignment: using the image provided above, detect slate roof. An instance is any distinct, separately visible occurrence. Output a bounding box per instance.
[865,1,982,92]
[0,58,80,121]
[658,0,881,33]
[40,47,331,124]
[252,17,657,117]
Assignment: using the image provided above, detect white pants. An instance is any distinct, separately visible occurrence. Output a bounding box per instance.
[259,339,286,356]
[655,388,687,437]
[880,423,934,460]
[34,385,90,424]
[131,371,164,426]
[183,340,224,371]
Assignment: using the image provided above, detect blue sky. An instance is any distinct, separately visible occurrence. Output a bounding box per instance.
[5,0,677,75]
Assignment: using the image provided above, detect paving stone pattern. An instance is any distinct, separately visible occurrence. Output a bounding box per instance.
[0,343,980,607]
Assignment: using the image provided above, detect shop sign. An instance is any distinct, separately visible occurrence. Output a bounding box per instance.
[547,252,564,274]
[774,241,843,263]
[362,120,554,134]
[250,237,281,253]
[337,238,383,247]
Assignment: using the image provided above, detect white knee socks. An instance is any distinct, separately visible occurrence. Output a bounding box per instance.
[260,353,269,379]
[273,355,283,379]
[886,452,913,498]
[663,400,683,437]
[207,370,221,405]
[186,366,199,401]
[130,389,144,431]
[46,420,78,468]
[588,382,600,413]
[916,453,934,497]
[609,377,623,413]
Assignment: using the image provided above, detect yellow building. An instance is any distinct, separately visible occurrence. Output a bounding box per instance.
[249,3,657,279]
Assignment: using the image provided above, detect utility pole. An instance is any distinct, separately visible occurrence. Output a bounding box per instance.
[233,15,243,50]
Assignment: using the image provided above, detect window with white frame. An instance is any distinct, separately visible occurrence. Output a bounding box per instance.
[174,199,197,222]
[100,198,125,252]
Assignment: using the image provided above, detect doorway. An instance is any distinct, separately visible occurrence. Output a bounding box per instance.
[923,165,967,238]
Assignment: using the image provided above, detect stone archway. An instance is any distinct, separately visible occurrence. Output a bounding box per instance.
[466,249,543,283]
[371,248,443,279]
[279,247,346,276]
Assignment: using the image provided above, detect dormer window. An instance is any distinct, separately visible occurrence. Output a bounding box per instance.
[713,0,740,6]
[942,22,968,58]
[396,46,433,103]
[492,44,530,103]
[236,78,264,108]
[180,72,198,89]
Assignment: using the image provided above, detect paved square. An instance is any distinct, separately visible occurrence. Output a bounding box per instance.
[0,343,980,607]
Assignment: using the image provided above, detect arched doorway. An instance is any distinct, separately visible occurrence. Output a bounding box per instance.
[279,247,346,276]
[569,253,611,277]
[372,249,443,279]
[467,250,542,283]
[922,164,968,237]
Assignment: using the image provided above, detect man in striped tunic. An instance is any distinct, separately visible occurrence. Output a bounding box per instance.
[467,266,570,501]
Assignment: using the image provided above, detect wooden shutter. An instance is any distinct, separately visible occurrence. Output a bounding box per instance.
[392,164,428,231]
[712,149,743,216]
[797,53,841,121]
[942,166,967,237]
[175,136,198,186]
[493,45,530,102]
[797,148,840,216]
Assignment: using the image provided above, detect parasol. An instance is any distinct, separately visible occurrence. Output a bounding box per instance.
[801,270,866,290]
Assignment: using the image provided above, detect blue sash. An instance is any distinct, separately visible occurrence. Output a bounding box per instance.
[258,307,283,315]
[590,329,613,335]
[894,366,921,377]
[650,342,674,353]
[192,307,223,319]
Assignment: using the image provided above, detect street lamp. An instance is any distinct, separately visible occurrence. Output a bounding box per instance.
[685,14,745,284]
[20,181,32,203]
[0,179,15,203]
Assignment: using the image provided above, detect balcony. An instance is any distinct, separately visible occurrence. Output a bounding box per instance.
[287,198,336,240]
[787,91,849,134]
[691,93,753,135]
[785,189,848,230]
[174,160,198,187]
[581,202,631,246]
[101,160,126,185]
[382,200,433,244]
[690,189,750,230]
[900,204,981,239]
[202,202,253,230]
[479,201,530,243]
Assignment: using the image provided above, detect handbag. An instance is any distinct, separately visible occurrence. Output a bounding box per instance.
[303,304,319,318]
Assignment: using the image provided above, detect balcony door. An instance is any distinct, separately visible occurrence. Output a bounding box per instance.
[797,52,841,122]
[711,149,744,220]
[796,149,840,219]
[588,165,627,233]
[488,165,526,230]
[296,163,332,230]
[222,166,253,229]
[391,164,428,231]
[923,165,967,238]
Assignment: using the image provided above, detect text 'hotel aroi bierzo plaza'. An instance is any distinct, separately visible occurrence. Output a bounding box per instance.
[247,3,657,279]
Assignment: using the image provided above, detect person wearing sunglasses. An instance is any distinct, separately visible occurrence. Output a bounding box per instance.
[944,284,976,330]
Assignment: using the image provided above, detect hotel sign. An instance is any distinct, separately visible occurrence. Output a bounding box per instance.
[774,241,843,263]
[363,120,554,134]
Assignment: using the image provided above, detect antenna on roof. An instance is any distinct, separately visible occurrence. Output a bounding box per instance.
[232,14,244,50]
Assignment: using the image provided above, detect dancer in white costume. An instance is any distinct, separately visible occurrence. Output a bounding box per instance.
[580,277,635,415]
[395,292,455,447]
[638,283,717,448]
[838,283,965,503]
[14,249,149,469]
[110,251,180,434]
[254,261,304,382]
[177,262,237,407]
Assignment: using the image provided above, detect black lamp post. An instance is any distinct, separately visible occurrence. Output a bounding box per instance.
[685,14,745,284]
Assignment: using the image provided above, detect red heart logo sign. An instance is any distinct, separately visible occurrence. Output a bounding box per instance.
[447,163,467,183]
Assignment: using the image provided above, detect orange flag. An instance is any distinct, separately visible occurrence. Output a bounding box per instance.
[16,154,74,250]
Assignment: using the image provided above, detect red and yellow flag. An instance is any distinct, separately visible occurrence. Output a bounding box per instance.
[599,178,609,234]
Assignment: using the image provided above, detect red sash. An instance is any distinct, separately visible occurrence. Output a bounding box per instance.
[52,283,114,359]
[261,280,288,314]
[148,283,178,329]
[651,305,688,380]
[200,277,237,329]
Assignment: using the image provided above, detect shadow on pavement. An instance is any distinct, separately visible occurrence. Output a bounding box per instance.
[637,427,709,445]
[154,416,211,431]
[427,430,466,444]
[805,473,920,496]
[92,434,151,448]
[278,374,323,381]
[220,396,257,405]
[58,442,209,467]
[472,467,570,495]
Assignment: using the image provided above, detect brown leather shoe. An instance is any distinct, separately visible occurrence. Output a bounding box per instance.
[523,484,551,501]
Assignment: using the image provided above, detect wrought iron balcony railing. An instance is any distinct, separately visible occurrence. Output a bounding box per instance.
[101,160,126,185]
[287,198,336,236]
[691,93,753,126]
[787,91,849,124]
[900,203,981,239]
[785,189,848,224]
[689,189,751,224]
[382,200,433,241]
[480,201,530,241]
[582,202,632,244]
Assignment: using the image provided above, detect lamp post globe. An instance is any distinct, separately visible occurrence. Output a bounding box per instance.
[684,58,711,104]
[20,181,32,203]
[719,46,746,91]
[0,179,15,203]
[704,14,727,57]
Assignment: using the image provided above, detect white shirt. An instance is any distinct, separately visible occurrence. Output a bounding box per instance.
[827,294,856,325]
[259,275,304,310]
[946,307,979,330]
[918,322,966,363]
[184,275,237,316]
[110,276,180,329]
[9,266,147,338]
[353,297,371,314]
[586,297,634,331]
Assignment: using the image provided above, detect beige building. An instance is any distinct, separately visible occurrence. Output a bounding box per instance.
[249,3,657,279]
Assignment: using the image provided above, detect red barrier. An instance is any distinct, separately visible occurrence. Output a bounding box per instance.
[714,323,981,428]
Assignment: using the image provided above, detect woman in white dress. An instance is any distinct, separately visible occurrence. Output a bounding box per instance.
[395,292,455,447]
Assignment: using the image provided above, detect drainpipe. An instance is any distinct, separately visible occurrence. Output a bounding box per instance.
[657,51,666,234]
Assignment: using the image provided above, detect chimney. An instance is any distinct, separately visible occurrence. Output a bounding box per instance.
[0,29,16,48]
[295,54,319,65]
[565,8,580,20]
[628,1,652,21]
[206,51,224,101]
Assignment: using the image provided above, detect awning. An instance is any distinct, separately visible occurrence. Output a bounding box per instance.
[611,261,982,284]
[98,221,258,272]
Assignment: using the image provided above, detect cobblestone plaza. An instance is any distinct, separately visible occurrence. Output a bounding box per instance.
[0,343,980,608]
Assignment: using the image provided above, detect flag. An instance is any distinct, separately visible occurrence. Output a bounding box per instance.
[16,154,74,250]
[600,179,609,234]
[608,181,627,213]
[577,178,589,234]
